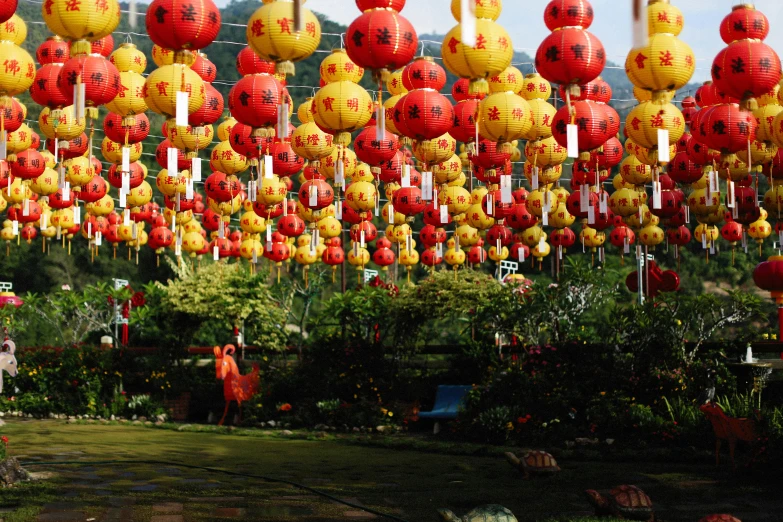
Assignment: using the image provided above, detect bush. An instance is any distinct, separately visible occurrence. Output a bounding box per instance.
[125,394,166,418]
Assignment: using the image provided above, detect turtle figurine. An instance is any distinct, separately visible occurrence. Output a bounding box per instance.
[504,450,560,478]
[699,516,741,522]
[585,485,654,521]
[438,504,518,522]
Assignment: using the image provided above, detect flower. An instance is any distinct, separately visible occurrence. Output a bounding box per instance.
[278,403,292,412]
[1,436,8,445]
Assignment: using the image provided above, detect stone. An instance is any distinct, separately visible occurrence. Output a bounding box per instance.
[139,416,147,422]
[67,419,77,424]
[314,431,328,439]
[144,421,153,426]
[280,430,293,436]
[342,510,377,519]
[132,421,141,425]
[352,427,360,432]
[267,420,276,427]
[156,414,167,423]
[605,438,615,445]
[0,411,4,417]
[155,421,164,426]
[177,424,192,431]
[313,424,328,430]
[132,415,137,420]
[0,457,30,485]
[110,415,116,421]
[375,426,387,433]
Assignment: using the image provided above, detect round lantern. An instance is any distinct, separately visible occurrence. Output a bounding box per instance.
[0,41,35,97]
[228,73,284,130]
[345,7,417,82]
[535,28,605,91]
[441,18,512,95]
[712,39,781,107]
[103,112,150,144]
[721,4,768,43]
[551,100,609,155]
[477,92,533,144]
[145,0,221,51]
[312,80,373,144]
[144,64,206,117]
[393,88,454,141]
[625,33,695,95]
[42,0,120,46]
[694,103,757,154]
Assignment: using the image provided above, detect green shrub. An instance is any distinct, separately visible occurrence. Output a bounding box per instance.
[126,394,166,418]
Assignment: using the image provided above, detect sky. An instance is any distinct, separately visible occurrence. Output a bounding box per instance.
[292,0,783,83]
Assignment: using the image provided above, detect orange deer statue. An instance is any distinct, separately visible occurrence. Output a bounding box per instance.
[214,344,260,426]
[700,403,759,469]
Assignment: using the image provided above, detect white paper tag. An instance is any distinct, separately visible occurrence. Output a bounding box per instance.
[213,245,220,260]
[360,229,365,248]
[702,234,707,249]
[277,102,289,139]
[121,146,130,172]
[652,181,662,209]
[22,198,29,216]
[401,165,411,188]
[422,171,433,201]
[176,91,189,127]
[727,179,735,208]
[170,214,176,233]
[309,184,318,207]
[266,225,272,243]
[684,205,690,224]
[406,233,412,253]
[63,181,70,201]
[264,155,273,179]
[599,192,608,214]
[251,247,257,263]
[191,157,201,181]
[460,0,476,47]
[439,204,448,224]
[436,242,443,257]
[247,180,257,203]
[218,220,225,239]
[542,210,549,226]
[335,159,345,187]
[632,0,648,49]
[532,170,539,190]
[87,221,92,238]
[388,202,395,222]
[73,206,81,224]
[353,242,359,257]
[335,199,342,219]
[624,237,630,254]
[186,178,194,200]
[95,231,102,246]
[500,175,512,204]
[538,236,546,254]
[167,148,178,177]
[518,246,525,262]
[73,83,85,120]
[54,138,59,160]
[123,208,131,226]
[587,204,595,224]
[487,193,494,216]
[376,102,386,142]
[0,131,6,160]
[11,220,18,235]
[41,213,48,229]
[580,184,589,213]
[567,124,579,158]
[657,130,670,163]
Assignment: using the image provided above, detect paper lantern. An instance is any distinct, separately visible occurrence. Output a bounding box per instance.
[625,33,696,94]
[104,111,149,144]
[228,73,284,129]
[103,70,146,117]
[291,121,335,163]
[393,89,454,141]
[478,92,532,143]
[551,100,609,154]
[0,0,17,24]
[625,100,685,149]
[320,48,364,84]
[42,0,120,44]
[544,0,593,30]
[312,80,373,144]
[246,0,321,76]
[10,149,45,180]
[346,7,417,81]
[535,28,605,89]
[144,64,205,117]
[712,40,781,106]
[694,103,757,154]
[145,0,221,51]
[109,42,147,74]
[720,4,769,44]
[647,0,683,36]
[0,41,35,97]
[441,18,512,94]
[450,99,479,143]
[37,36,69,65]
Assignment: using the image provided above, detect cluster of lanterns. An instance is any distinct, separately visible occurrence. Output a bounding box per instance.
[5,0,783,296]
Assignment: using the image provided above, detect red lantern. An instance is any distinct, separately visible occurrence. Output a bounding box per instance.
[552,101,609,153]
[298,179,334,210]
[186,83,223,127]
[378,150,405,183]
[651,190,683,220]
[107,162,144,189]
[47,132,88,159]
[37,36,69,65]
[393,89,454,141]
[694,81,738,108]
[269,140,304,177]
[48,187,74,209]
[8,201,41,224]
[721,220,743,243]
[228,74,284,129]
[356,0,405,10]
[513,187,529,204]
[350,220,377,243]
[156,139,189,170]
[609,226,635,248]
[712,40,781,103]
[30,131,41,150]
[592,137,623,169]
[482,189,515,219]
[669,151,703,184]
[277,213,306,237]
[468,243,487,265]
[79,174,108,203]
[236,46,275,76]
[685,137,716,165]
[346,9,418,79]
[373,236,396,268]
[0,0,18,24]
[506,203,538,230]
[558,77,610,103]
[164,193,196,211]
[422,204,452,226]
[11,149,45,180]
[343,205,373,225]
[205,172,241,202]
[763,149,783,179]
[421,247,443,267]
[452,78,482,102]
[354,126,399,166]
[509,242,530,262]
[104,112,150,144]
[392,186,425,216]
[148,226,174,251]
[487,224,513,246]
[451,99,479,143]
[402,57,447,91]
[667,225,691,246]
[693,104,756,154]
[58,55,121,107]
[145,0,221,51]
[535,28,605,88]
[550,228,576,248]
[676,132,691,152]
[544,0,594,30]
[229,121,273,159]
[720,4,769,44]
[30,64,70,109]
[323,240,345,266]
[419,224,446,247]
[192,53,217,82]
[470,139,511,170]
[91,35,114,57]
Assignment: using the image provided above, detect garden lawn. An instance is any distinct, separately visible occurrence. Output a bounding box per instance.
[0,420,780,522]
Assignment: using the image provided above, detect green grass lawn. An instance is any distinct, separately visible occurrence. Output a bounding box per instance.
[0,419,779,521]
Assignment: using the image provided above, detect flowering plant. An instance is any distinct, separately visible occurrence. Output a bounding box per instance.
[0,435,8,460]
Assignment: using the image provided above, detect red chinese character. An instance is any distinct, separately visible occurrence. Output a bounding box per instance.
[3,59,19,75]
[65,0,80,11]
[327,64,337,75]
[487,106,501,121]
[497,36,508,51]
[278,17,293,35]
[634,52,648,69]
[156,81,169,96]
[684,55,693,67]
[630,117,641,130]
[526,83,535,92]
[307,134,320,145]
[346,98,359,112]
[650,114,663,127]
[322,96,335,111]
[657,11,669,22]
[659,50,673,67]
[251,19,265,37]
[94,0,108,14]
[306,22,316,37]
[511,108,523,120]
[475,34,487,50]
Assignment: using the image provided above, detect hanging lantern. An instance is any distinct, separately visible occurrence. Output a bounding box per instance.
[228,73,284,130]
[535,28,605,92]
[42,0,120,52]
[312,80,373,145]
[144,64,206,118]
[694,103,757,154]
[145,0,221,52]
[551,100,610,156]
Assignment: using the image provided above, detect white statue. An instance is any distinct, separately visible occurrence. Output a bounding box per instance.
[0,338,18,393]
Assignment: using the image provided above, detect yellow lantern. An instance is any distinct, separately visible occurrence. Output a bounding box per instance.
[51,208,75,230]
[526,99,556,140]
[471,186,488,205]
[217,116,237,141]
[737,143,776,170]
[433,154,463,183]
[312,81,372,145]
[625,204,654,228]
[256,175,287,206]
[412,134,457,165]
[151,45,175,67]
[246,0,321,76]
[0,14,26,45]
[488,66,523,94]
[182,231,206,254]
[345,181,377,212]
[126,181,153,207]
[208,196,243,216]
[632,140,677,166]
[488,244,508,262]
[317,216,342,239]
[319,146,358,180]
[520,73,551,101]
[521,225,545,248]
[580,226,606,249]
[291,122,335,163]
[65,156,95,186]
[102,138,142,164]
[625,100,685,149]
[240,239,264,261]
[297,98,314,124]
[210,141,249,175]
[626,34,695,94]
[381,202,407,226]
[110,43,147,74]
[754,104,782,143]
[106,71,148,117]
[5,123,32,155]
[632,86,675,103]
[38,107,84,141]
[31,168,59,196]
[42,0,120,43]
[0,42,34,98]
[86,194,114,217]
[319,49,363,84]
[647,0,684,36]
[465,204,494,230]
[168,121,214,153]
[638,224,664,247]
[444,241,466,267]
[441,19,513,94]
[41,150,56,169]
[478,92,532,143]
[619,155,652,186]
[525,136,567,168]
[609,187,643,217]
[351,162,374,182]
[386,69,406,96]
[240,210,266,234]
[383,94,406,135]
[2,177,29,204]
[347,244,370,267]
[144,64,205,117]
[439,186,471,214]
[525,189,555,218]
[687,188,721,216]
[524,162,562,185]
[549,204,575,228]
[454,223,479,247]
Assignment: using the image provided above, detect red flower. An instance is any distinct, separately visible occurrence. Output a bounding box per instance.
[1,436,8,445]
[278,403,292,412]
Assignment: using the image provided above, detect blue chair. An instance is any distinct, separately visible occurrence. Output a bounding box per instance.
[419,385,472,433]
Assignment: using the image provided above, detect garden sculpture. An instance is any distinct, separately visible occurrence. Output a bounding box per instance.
[438,504,518,522]
[504,450,560,478]
[585,485,654,521]
[697,368,718,404]
[214,344,260,426]
[699,403,758,469]
[699,516,741,522]
[0,338,18,394]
